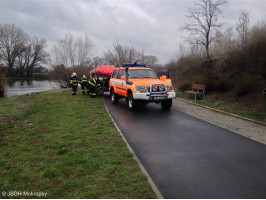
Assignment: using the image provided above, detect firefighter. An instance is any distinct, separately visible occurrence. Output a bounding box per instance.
[70,72,78,95]
[88,77,101,98]
[80,75,88,95]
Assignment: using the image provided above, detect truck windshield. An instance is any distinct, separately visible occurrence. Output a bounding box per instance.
[128,69,158,79]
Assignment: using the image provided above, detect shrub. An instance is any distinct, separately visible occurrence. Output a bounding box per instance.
[71,65,92,79]
[193,71,217,93]
[49,64,70,88]
[179,82,192,91]
[234,73,258,97]
[49,65,92,88]
[0,66,7,97]
[216,79,233,92]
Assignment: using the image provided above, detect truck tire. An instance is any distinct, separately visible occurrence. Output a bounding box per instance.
[128,93,136,111]
[111,89,119,104]
[161,99,172,110]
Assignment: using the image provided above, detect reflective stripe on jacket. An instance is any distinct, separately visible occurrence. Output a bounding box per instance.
[80,78,88,83]
[70,77,78,86]
[89,81,96,87]
[93,78,101,87]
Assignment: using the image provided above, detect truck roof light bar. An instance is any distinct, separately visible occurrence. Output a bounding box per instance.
[122,63,146,67]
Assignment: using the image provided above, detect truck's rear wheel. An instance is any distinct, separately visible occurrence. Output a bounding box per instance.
[111,89,119,104]
[128,93,136,111]
[161,99,172,110]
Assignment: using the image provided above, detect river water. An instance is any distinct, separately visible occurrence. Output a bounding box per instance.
[6,80,59,97]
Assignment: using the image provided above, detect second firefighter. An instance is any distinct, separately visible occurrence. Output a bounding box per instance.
[80,75,89,95]
[88,77,101,98]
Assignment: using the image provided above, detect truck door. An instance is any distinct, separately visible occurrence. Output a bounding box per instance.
[116,69,127,96]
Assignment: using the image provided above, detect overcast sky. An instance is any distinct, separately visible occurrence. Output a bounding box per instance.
[0,0,265,64]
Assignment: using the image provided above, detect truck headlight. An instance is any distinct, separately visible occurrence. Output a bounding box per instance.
[152,84,165,92]
[136,86,148,92]
[159,85,165,91]
[152,85,158,92]
[165,86,173,91]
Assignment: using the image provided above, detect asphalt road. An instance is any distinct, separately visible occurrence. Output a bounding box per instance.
[104,95,266,199]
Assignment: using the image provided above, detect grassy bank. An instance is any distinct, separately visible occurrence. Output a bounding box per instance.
[167,23,266,117]
[176,92,266,124]
[0,89,156,198]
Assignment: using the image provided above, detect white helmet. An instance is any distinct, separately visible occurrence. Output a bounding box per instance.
[72,72,77,76]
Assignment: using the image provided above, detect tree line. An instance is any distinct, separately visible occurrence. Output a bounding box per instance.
[0,23,159,91]
[50,36,159,88]
[0,23,158,77]
[52,34,158,69]
[177,0,264,64]
[167,0,266,102]
[0,24,49,78]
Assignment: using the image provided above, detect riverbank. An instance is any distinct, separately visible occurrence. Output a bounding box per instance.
[0,89,156,198]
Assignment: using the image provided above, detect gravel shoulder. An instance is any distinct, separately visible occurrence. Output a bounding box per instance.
[173,98,266,145]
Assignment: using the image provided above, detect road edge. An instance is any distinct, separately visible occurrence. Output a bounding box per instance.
[104,100,164,199]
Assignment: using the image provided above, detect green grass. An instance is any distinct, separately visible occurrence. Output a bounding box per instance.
[0,89,156,199]
[195,101,266,124]
[176,91,266,124]
[175,91,187,98]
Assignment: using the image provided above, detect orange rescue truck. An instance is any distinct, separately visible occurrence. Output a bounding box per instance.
[109,63,175,110]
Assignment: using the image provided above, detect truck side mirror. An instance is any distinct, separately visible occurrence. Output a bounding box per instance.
[160,75,166,81]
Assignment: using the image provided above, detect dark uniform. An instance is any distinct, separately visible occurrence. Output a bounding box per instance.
[88,77,101,97]
[70,75,78,95]
[80,75,88,95]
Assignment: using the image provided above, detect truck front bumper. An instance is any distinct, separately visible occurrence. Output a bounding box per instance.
[133,91,176,101]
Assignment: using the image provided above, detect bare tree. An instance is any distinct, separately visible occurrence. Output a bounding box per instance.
[183,0,227,59]
[17,44,30,77]
[211,27,238,66]
[143,55,158,68]
[91,56,106,68]
[18,36,49,77]
[52,32,95,67]
[236,10,250,46]
[0,24,28,75]
[76,35,95,66]
[104,40,146,66]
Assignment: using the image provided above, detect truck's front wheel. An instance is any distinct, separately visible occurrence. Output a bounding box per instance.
[128,93,136,111]
[111,89,119,104]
